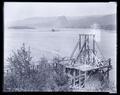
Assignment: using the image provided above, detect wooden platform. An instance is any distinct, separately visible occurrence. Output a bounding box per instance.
[60,61,111,72]
[68,65,111,71]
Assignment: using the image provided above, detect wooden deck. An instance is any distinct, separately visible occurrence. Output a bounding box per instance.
[66,64,111,71]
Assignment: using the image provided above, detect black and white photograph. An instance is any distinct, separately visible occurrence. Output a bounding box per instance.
[4,2,117,93]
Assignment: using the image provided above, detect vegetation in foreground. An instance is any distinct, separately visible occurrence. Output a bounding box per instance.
[4,43,71,92]
[4,43,116,92]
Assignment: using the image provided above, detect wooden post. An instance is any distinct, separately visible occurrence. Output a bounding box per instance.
[73,69,75,87]
[109,58,111,66]
[84,35,87,65]
[87,35,89,65]
[107,69,109,84]
[79,35,81,64]
[84,71,86,88]
[85,35,87,51]
[93,35,95,64]
[107,58,111,83]
[79,70,81,87]
[79,34,81,50]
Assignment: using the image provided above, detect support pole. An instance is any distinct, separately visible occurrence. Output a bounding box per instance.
[79,34,81,50]
[79,70,81,87]
[85,35,87,51]
[79,34,81,64]
[87,35,90,65]
[85,35,87,65]
[84,71,86,88]
[107,69,109,83]
[73,69,75,87]
[107,58,111,84]
[93,35,95,64]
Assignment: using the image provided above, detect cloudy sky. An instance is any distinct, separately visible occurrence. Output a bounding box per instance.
[4,2,116,23]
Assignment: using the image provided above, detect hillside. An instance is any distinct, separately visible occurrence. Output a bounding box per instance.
[67,14,116,30]
[8,14,116,30]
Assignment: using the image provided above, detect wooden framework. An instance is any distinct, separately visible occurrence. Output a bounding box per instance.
[59,34,112,90]
[4,34,112,91]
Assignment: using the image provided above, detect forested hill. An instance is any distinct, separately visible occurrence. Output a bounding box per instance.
[8,14,116,30]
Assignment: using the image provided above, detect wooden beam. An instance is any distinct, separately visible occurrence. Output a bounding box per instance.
[70,40,79,59]
[85,35,87,51]
[76,39,87,61]
[84,71,86,88]
[87,35,90,65]
[93,35,95,64]
[73,69,76,87]
[79,34,81,50]
[79,70,81,87]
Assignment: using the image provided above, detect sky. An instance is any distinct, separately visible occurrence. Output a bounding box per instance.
[4,2,117,23]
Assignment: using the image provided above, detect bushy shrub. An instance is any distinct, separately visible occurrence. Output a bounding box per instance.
[4,44,71,92]
[7,43,32,76]
[4,43,32,91]
[52,56,71,91]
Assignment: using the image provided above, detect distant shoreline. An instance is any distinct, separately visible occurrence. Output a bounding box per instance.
[8,25,35,29]
[7,27,116,32]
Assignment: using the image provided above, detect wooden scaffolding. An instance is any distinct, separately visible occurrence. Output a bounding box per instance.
[59,34,112,90]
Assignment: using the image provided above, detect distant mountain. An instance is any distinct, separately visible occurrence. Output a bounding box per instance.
[53,16,69,28]
[67,14,116,30]
[8,14,116,30]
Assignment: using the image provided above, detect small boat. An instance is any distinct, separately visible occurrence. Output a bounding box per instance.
[51,28,60,32]
[51,29,55,32]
